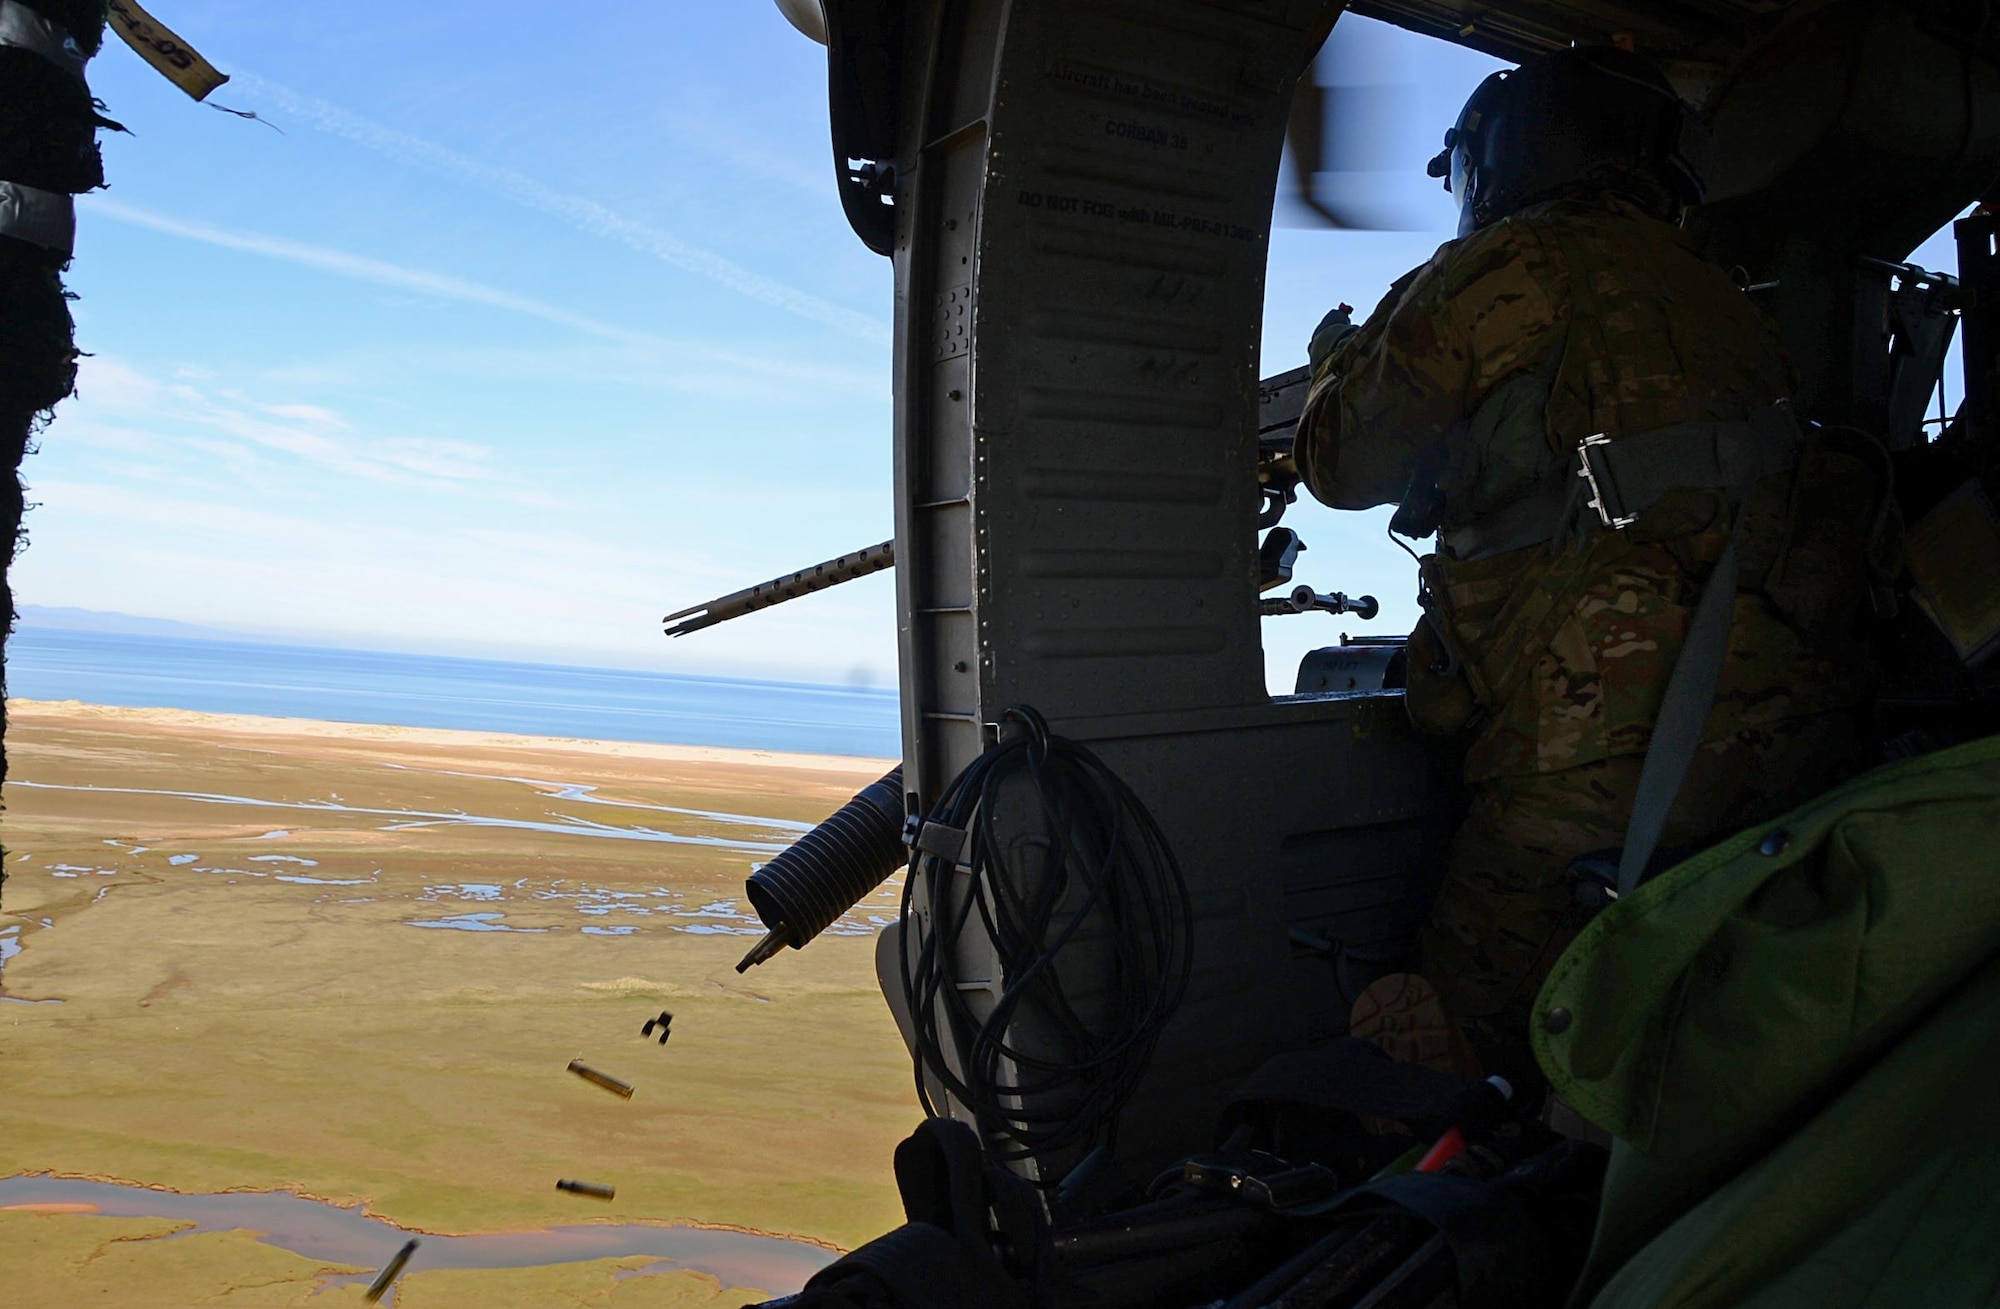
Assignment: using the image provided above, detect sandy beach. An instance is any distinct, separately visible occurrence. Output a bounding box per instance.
[0,699,913,1305]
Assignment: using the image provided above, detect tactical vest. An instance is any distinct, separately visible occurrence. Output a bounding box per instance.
[1400,232,1886,891]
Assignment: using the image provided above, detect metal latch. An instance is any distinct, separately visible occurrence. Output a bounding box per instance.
[1181,1153,1342,1211]
[1577,433,1637,530]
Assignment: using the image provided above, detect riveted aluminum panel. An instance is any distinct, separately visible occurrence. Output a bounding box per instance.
[883,0,1461,1183]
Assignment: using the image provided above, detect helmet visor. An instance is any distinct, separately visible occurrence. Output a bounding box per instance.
[1450,144,1481,236]
[1449,143,1475,205]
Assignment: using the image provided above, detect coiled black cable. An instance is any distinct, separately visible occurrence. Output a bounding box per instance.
[900,706,1193,1186]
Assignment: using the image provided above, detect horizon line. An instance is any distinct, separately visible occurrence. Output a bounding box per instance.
[9,611,898,694]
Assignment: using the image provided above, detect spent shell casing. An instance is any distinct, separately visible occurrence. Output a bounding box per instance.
[566,1058,635,1099]
[363,1237,419,1302]
[556,1178,617,1200]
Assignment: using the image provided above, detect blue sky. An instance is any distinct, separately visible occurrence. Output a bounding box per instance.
[12,5,1960,691]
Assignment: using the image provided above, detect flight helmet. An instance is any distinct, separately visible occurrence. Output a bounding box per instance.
[1426,47,1715,237]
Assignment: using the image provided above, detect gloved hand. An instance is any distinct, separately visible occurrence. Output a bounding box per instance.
[1308,302,1359,371]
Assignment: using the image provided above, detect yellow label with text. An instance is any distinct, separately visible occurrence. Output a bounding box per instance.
[107,0,227,102]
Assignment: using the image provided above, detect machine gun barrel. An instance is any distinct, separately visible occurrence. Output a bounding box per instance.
[664,370,1314,638]
[662,540,895,637]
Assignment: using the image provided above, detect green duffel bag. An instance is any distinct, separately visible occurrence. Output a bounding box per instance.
[1533,732,2000,1309]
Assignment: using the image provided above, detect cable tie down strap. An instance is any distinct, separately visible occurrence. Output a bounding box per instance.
[0,0,89,81]
[913,821,968,863]
[0,180,75,254]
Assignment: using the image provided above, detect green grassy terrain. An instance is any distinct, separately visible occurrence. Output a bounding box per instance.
[0,702,914,1304]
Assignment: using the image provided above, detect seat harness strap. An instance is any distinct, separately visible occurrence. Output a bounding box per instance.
[1440,408,1801,564]
[1614,504,1747,897]
[1438,403,1802,895]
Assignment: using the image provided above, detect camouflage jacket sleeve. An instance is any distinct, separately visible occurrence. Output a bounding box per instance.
[1297,223,1563,512]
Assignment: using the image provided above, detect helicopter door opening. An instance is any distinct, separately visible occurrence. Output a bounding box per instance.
[858,0,1453,1187]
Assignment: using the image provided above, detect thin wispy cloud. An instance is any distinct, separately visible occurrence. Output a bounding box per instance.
[81,198,880,397]
[83,197,672,350]
[232,73,891,345]
[658,108,829,198]
[61,355,544,500]
[256,337,881,401]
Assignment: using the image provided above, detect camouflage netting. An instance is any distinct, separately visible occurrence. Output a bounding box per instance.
[0,0,108,801]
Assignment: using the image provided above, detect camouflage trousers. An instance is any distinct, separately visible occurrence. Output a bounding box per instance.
[1418,711,1864,1095]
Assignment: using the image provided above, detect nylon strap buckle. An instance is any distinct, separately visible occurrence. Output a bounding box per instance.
[1576,433,1637,530]
[1181,1153,1342,1211]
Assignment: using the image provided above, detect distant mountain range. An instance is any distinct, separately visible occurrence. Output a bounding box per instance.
[12,605,253,642]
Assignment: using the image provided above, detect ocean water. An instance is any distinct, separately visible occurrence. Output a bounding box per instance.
[4,628,901,759]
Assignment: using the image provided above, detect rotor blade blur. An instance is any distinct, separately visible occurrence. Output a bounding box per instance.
[1282,81,1353,230]
[1277,21,1425,231]
[663,540,895,637]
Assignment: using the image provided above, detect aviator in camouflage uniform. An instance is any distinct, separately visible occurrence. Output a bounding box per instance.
[1298,193,1881,1087]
